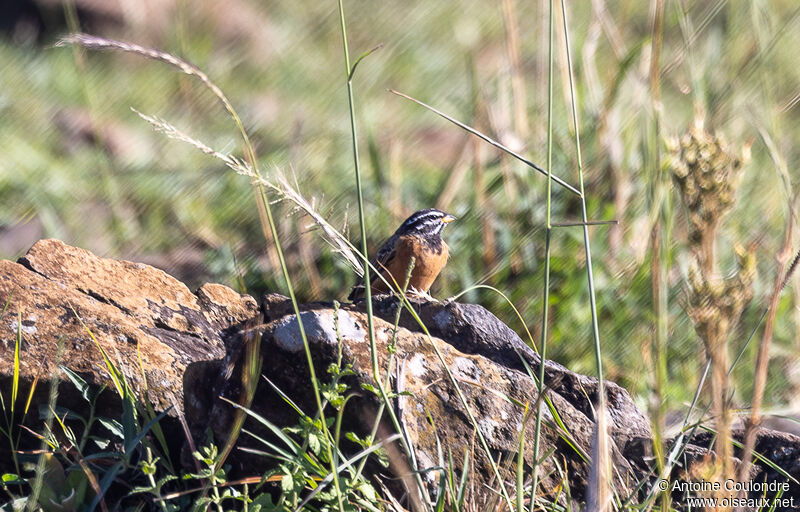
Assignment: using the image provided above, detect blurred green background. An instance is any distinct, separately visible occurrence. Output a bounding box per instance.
[1,0,799,428]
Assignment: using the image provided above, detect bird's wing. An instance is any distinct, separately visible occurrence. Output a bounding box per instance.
[372,234,398,273]
[347,234,398,300]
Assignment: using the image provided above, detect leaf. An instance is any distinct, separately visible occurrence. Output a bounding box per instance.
[12,312,21,414]
[345,432,368,448]
[239,430,294,461]
[250,492,279,512]
[360,383,379,395]
[88,460,124,512]
[59,366,92,403]
[358,481,378,503]
[308,432,321,455]
[121,392,138,454]
[122,408,171,459]
[156,474,178,487]
[218,397,300,456]
[96,418,123,439]
[1,473,24,485]
[348,43,384,80]
[92,438,110,450]
[40,405,84,424]
[280,474,294,493]
[374,446,389,468]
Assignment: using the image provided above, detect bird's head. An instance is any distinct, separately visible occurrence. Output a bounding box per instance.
[396,208,456,237]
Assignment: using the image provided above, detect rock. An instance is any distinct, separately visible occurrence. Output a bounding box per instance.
[357,295,652,452]
[3,240,800,509]
[679,429,800,507]
[228,294,650,506]
[0,239,258,418]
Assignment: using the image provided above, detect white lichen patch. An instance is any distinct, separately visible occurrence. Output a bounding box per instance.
[335,310,366,343]
[478,417,501,443]
[9,315,38,335]
[407,352,428,378]
[450,356,479,380]
[375,327,391,346]
[272,310,366,352]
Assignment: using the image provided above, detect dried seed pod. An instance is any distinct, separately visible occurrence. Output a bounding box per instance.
[668,125,743,241]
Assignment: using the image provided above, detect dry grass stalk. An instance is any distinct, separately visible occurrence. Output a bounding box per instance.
[736,230,795,491]
[57,33,291,273]
[56,34,236,123]
[669,123,755,501]
[501,0,529,140]
[586,400,612,512]
[132,109,364,277]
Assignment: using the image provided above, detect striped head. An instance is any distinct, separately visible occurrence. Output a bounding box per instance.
[394,208,456,238]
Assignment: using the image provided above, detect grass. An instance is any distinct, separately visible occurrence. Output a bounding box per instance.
[2,5,795,399]
[2,0,800,510]
[532,0,557,506]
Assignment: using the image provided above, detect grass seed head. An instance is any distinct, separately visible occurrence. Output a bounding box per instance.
[669,124,744,241]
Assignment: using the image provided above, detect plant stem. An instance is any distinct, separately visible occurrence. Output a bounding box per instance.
[648,0,668,509]
[337,3,428,510]
[531,0,555,507]
[738,212,794,484]
[561,1,609,506]
[560,0,604,412]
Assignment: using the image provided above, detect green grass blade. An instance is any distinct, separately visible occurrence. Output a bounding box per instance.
[292,433,403,512]
[219,396,300,456]
[71,307,124,397]
[388,89,580,197]
[12,312,21,414]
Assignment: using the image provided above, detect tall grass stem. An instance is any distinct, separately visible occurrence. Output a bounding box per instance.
[337,3,430,510]
[531,0,555,506]
[56,32,338,508]
[561,1,610,506]
[560,0,605,405]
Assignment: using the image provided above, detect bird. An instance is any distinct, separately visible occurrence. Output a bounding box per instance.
[348,208,456,301]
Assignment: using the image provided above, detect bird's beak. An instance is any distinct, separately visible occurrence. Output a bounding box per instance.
[442,214,456,224]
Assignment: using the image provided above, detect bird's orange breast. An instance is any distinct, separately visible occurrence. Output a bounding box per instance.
[373,234,449,294]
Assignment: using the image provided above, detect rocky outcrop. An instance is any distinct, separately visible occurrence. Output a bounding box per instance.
[245,294,652,504]
[0,239,258,416]
[1,240,799,509]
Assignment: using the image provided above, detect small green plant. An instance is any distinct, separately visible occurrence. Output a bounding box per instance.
[231,371,389,511]
[1,365,163,511]
[131,446,178,512]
